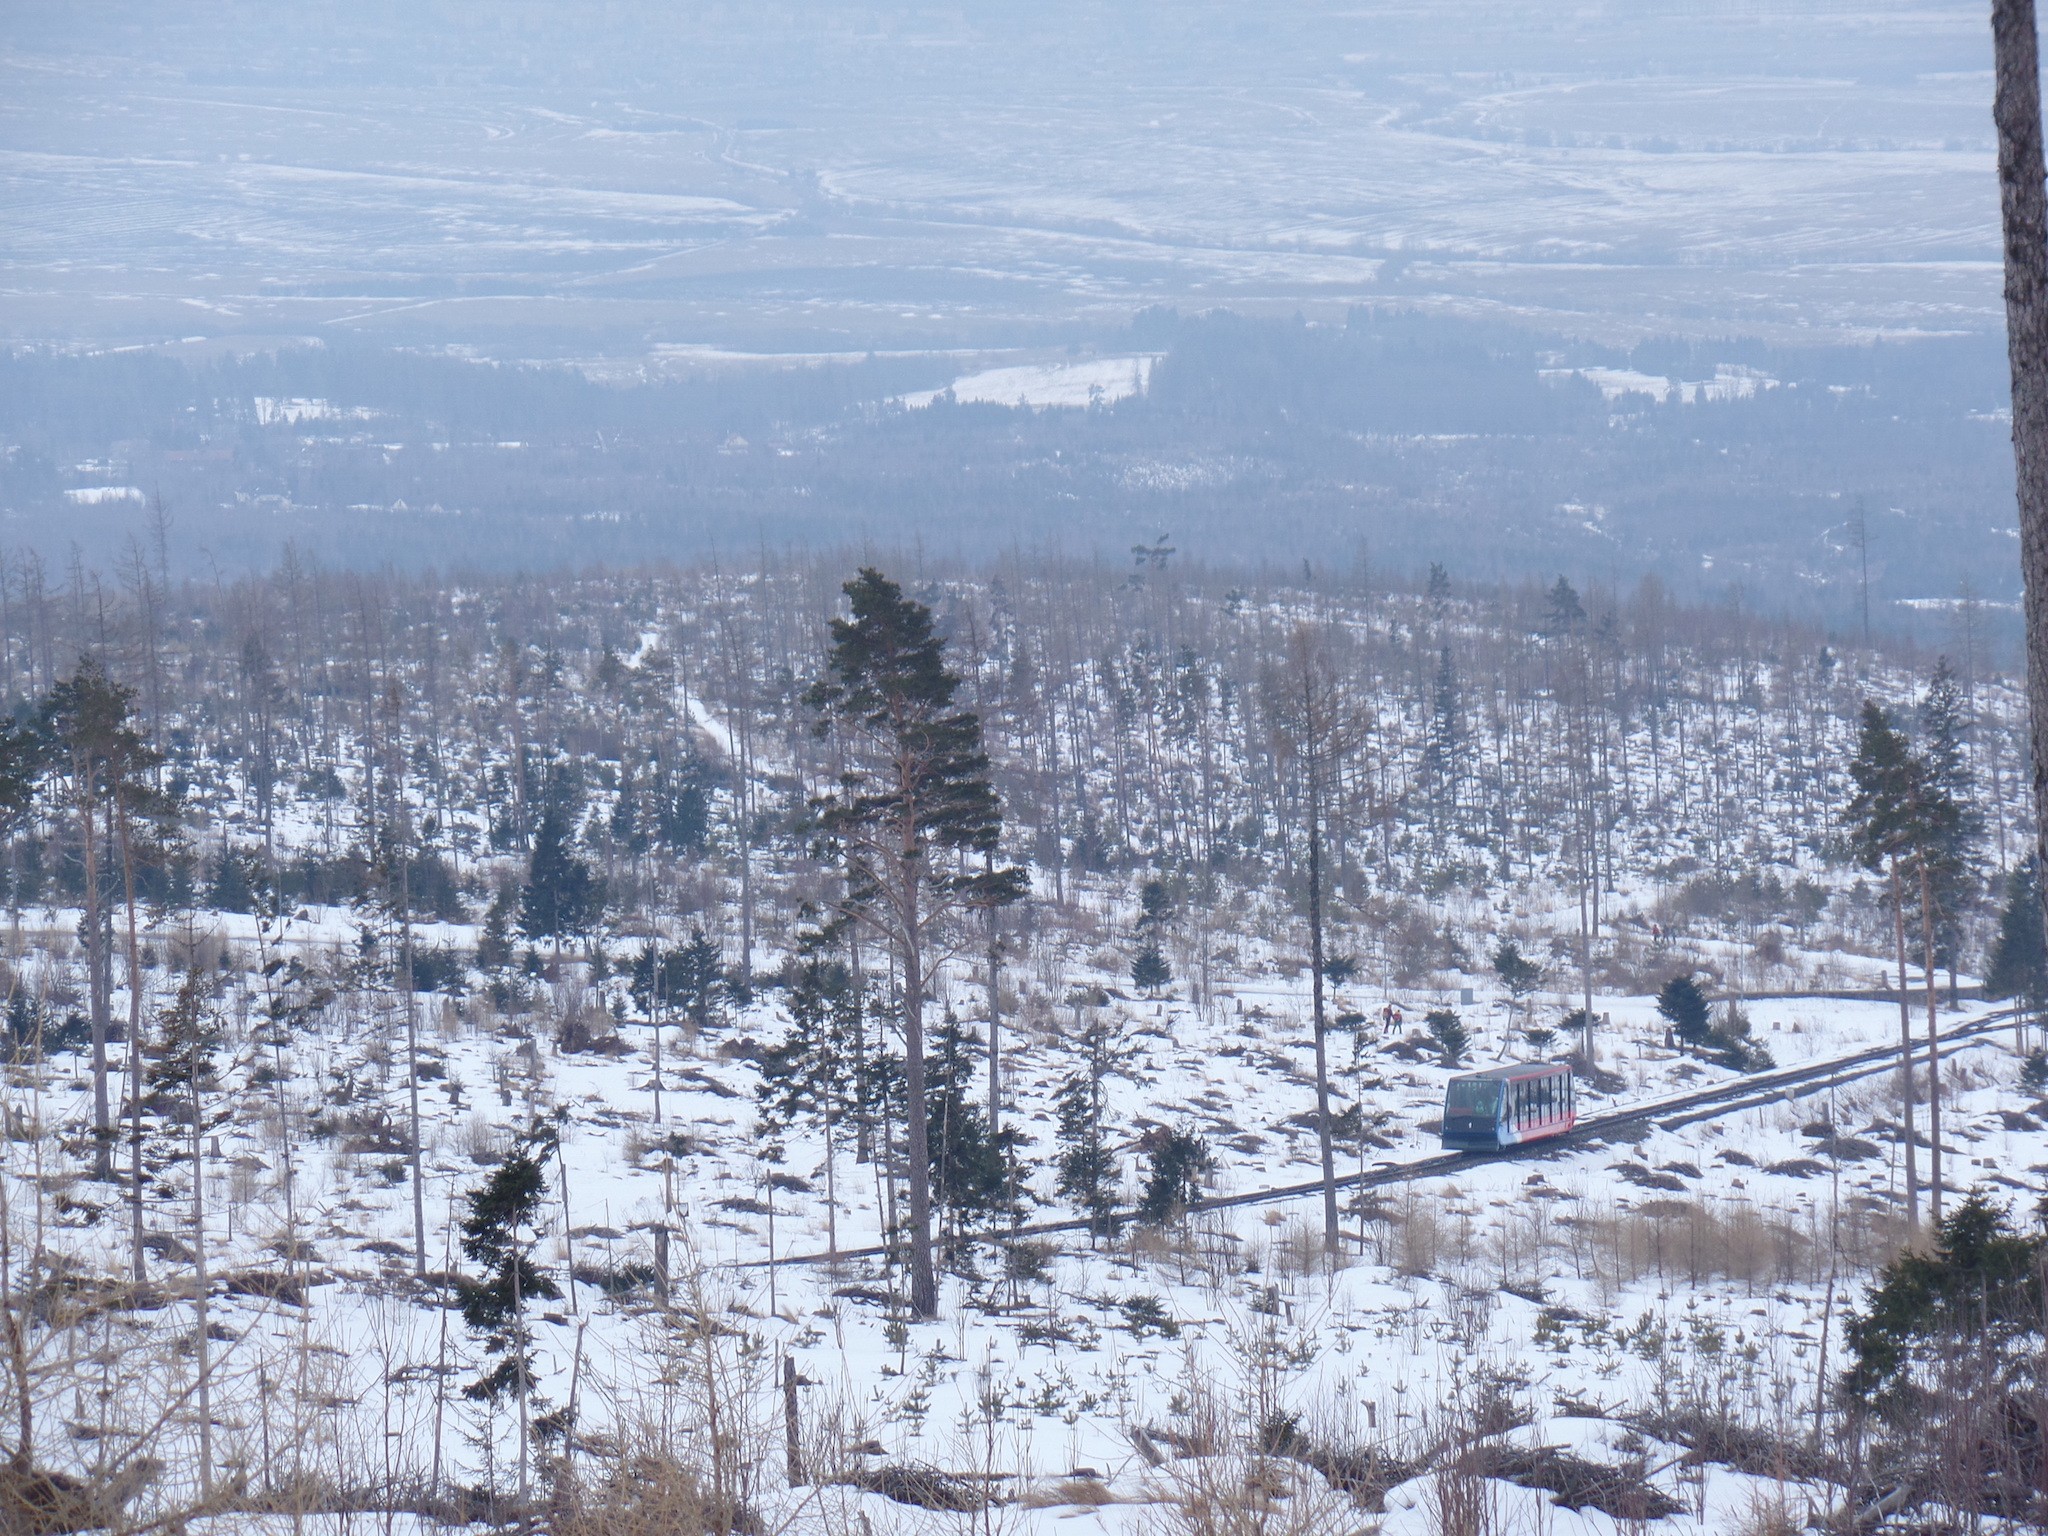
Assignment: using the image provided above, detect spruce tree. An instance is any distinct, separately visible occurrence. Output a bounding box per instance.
[1544,575,1586,635]
[476,885,517,973]
[1424,1008,1469,1066]
[1919,658,1985,989]
[1895,677,1970,1223]
[1986,859,2048,1024]
[674,929,726,1032]
[458,1121,565,1509]
[1421,645,1463,842]
[1425,561,1452,616]
[1137,1128,1213,1227]
[609,761,644,858]
[757,948,859,1253]
[1054,1075,1118,1238]
[1847,699,1926,1226]
[1842,1191,2043,1422]
[1656,972,1713,1047]
[1130,876,1174,994]
[519,797,596,955]
[1055,1010,1125,1238]
[1130,942,1172,996]
[649,749,711,854]
[924,1011,1018,1233]
[805,568,1026,1317]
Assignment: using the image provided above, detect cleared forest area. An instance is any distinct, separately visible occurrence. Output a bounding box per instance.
[0,552,2038,1533]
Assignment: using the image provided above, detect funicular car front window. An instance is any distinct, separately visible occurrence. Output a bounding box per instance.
[1446,1080,1499,1115]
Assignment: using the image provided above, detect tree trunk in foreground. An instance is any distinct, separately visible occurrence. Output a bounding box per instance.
[1991,0,2048,1011]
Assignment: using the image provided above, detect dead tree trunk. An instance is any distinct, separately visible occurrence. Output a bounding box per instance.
[1890,858,1920,1230]
[1305,732,1339,1254]
[1920,859,1944,1224]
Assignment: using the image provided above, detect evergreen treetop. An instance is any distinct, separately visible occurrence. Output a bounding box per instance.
[1655,972,1712,1045]
[458,1121,564,1406]
[806,568,1024,909]
[1137,1128,1213,1226]
[1845,700,1922,874]
[1985,860,2048,1015]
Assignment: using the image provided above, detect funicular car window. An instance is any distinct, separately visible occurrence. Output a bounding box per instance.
[1446,1079,1499,1116]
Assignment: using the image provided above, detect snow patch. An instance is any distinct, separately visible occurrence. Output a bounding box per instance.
[901,355,1156,411]
[1543,364,1778,405]
[253,396,378,426]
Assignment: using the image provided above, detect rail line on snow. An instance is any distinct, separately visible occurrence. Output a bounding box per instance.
[747,1007,2026,1269]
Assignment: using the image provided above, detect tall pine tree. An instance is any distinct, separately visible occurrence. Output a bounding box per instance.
[805,569,1026,1317]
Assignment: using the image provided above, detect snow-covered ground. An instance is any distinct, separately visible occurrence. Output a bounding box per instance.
[10,884,2028,1532]
[0,566,2031,1532]
[899,357,1156,411]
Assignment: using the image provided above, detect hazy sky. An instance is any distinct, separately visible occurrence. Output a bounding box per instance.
[0,2,2008,356]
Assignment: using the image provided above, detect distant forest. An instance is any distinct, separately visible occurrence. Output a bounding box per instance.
[0,309,2020,633]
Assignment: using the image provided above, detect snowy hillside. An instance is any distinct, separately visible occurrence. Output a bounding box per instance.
[0,559,2037,1534]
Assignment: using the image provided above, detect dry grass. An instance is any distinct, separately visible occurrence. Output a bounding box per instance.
[554,1449,753,1536]
[1376,1170,1907,1298]
[1020,1475,1117,1508]
[1141,1445,1360,1536]
[1138,1308,1377,1536]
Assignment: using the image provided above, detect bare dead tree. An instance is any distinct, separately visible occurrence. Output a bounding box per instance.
[1269,621,1370,1256]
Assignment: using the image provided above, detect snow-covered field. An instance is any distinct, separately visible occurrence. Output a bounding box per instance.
[8,894,2029,1533]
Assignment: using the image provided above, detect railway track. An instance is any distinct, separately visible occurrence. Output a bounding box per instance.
[748,1006,2026,1269]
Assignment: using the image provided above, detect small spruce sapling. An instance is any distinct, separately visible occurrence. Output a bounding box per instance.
[1131,877,1174,995]
[519,769,598,958]
[1130,942,1172,996]
[1656,973,1713,1048]
[475,885,517,974]
[1493,939,1543,1029]
[1425,1008,1469,1066]
[1055,1013,1126,1238]
[458,1119,567,1504]
[676,929,727,1032]
[1138,1128,1213,1227]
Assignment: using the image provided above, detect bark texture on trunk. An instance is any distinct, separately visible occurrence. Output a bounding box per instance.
[1991,0,2048,1015]
[1890,861,1919,1230]
[1307,755,1339,1253]
[901,911,937,1317]
[1920,861,1944,1225]
[81,785,109,1180]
